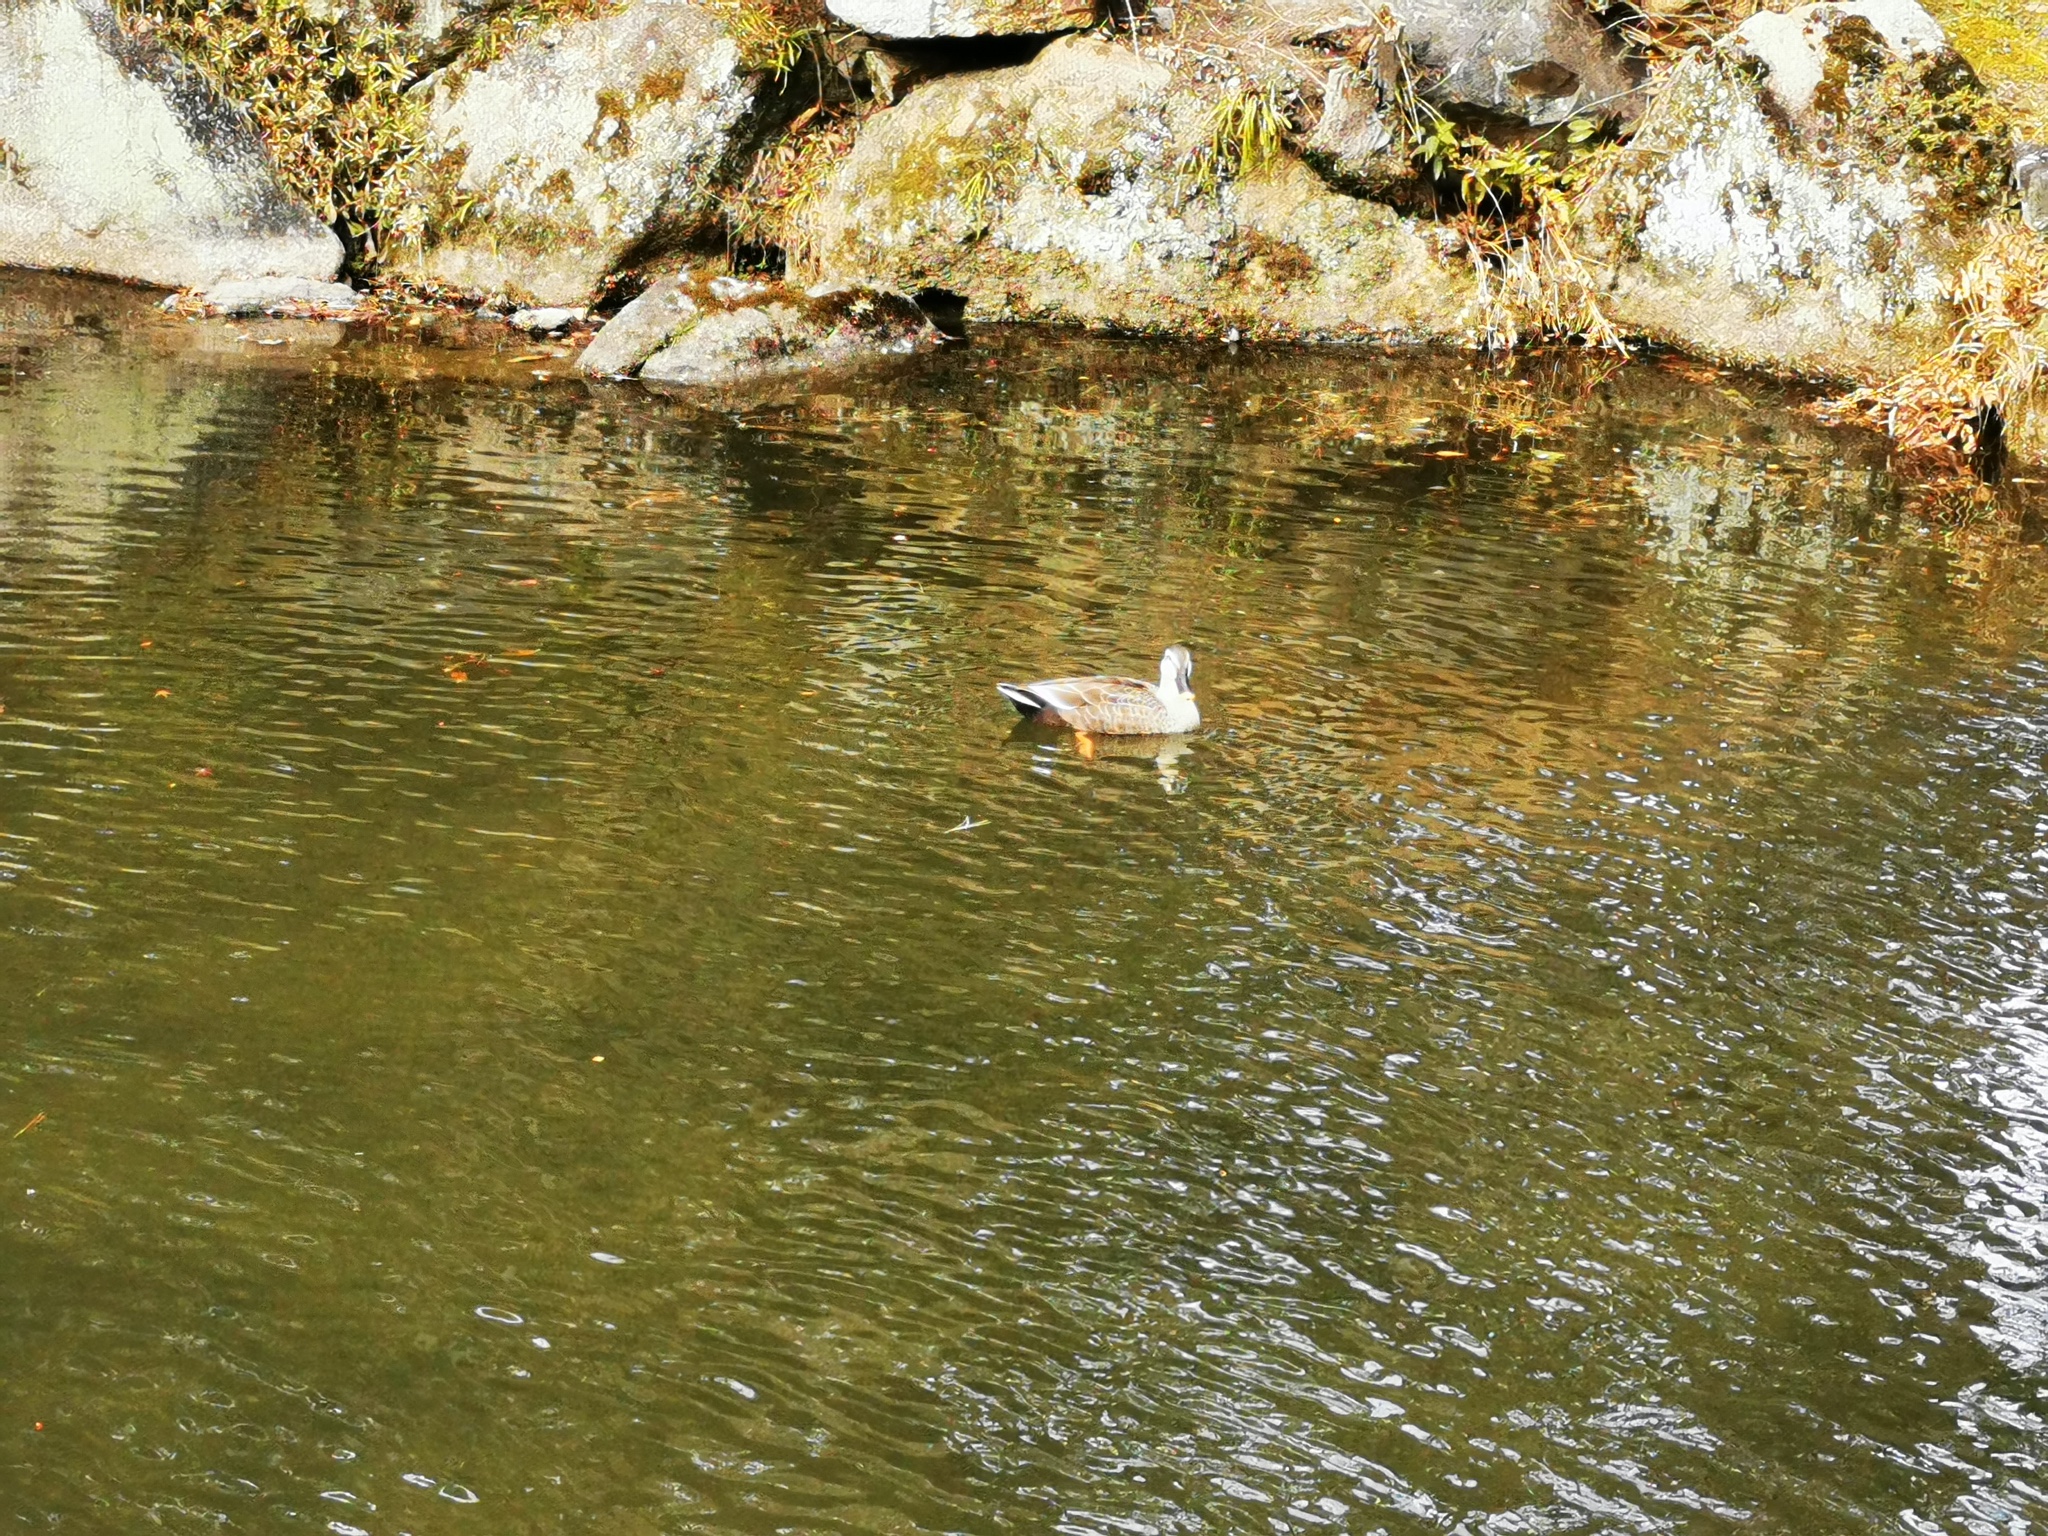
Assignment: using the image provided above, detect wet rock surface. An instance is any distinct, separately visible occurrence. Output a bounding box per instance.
[576,268,942,384]
[0,0,342,289]
[508,305,586,333]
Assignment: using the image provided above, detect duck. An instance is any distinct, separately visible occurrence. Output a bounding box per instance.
[997,645,1200,736]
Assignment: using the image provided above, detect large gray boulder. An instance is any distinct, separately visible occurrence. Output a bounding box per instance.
[825,0,1096,40]
[0,0,343,289]
[576,268,941,384]
[386,0,791,305]
[798,35,1478,341]
[1396,0,1642,126]
[1587,0,2007,378]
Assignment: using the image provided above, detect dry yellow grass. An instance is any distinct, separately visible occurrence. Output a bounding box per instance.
[1923,0,2048,136]
[1821,225,2048,459]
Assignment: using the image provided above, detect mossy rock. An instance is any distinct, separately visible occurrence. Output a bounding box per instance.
[796,35,1478,342]
[385,0,800,304]
[1584,1,2010,382]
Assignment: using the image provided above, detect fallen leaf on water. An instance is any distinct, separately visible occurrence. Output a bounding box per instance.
[447,669,469,683]
[13,1111,46,1138]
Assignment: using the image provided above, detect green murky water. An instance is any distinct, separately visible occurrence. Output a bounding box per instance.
[6,273,2048,1535]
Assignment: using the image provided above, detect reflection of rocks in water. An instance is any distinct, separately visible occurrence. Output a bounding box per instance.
[0,286,230,571]
[1631,446,1878,572]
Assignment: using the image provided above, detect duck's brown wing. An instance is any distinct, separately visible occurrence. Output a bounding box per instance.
[1009,675,1174,735]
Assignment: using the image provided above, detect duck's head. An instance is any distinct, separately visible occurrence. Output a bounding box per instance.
[1158,644,1195,697]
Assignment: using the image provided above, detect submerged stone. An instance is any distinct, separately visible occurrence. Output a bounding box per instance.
[198,277,362,316]
[576,269,941,384]
[0,0,342,290]
[508,306,586,333]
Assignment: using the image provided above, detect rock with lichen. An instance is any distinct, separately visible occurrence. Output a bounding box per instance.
[796,34,1477,341]
[575,266,941,383]
[1301,60,1417,202]
[1584,0,2011,379]
[385,0,807,306]
[0,0,343,289]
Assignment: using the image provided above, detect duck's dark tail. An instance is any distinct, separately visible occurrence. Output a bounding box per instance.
[996,683,1045,716]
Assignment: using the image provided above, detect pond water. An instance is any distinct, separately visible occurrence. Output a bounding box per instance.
[5,272,2048,1535]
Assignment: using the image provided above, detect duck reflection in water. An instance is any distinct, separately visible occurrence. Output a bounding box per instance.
[1007,722,1194,794]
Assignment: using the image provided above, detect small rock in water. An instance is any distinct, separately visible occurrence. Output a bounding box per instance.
[575,270,941,385]
[575,279,701,377]
[199,278,362,318]
[507,306,586,333]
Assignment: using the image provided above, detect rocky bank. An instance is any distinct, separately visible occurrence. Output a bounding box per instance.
[0,0,2039,448]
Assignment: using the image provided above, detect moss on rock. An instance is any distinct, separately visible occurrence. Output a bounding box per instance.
[797,35,1479,342]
